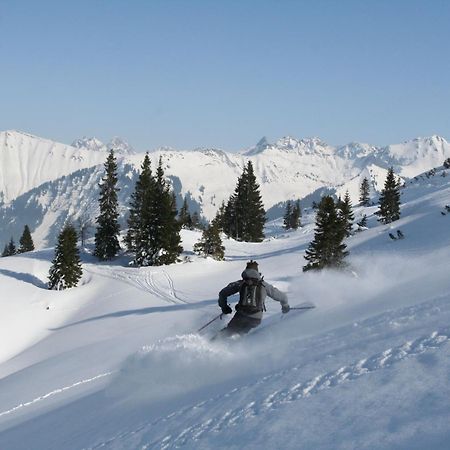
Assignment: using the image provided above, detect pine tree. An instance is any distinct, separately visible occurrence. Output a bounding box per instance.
[18,225,35,253]
[283,201,292,230]
[178,196,192,229]
[94,149,121,260]
[376,167,401,224]
[2,237,17,257]
[154,157,183,265]
[339,191,354,237]
[125,153,156,260]
[290,199,302,229]
[223,161,266,242]
[212,201,226,231]
[191,211,201,229]
[444,157,450,169]
[303,196,348,272]
[359,177,371,206]
[48,223,83,290]
[2,238,16,257]
[193,222,225,260]
[356,214,368,229]
[126,155,182,266]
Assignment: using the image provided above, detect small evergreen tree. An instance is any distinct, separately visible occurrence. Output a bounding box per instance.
[191,211,201,229]
[303,196,348,272]
[2,238,16,257]
[376,167,401,224]
[94,149,121,260]
[18,225,35,253]
[48,223,83,290]
[212,201,226,231]
[359,177,371,206]
[2,237,17,256]
[193,222,225,260]
[178,196,192,229]
[290,199,302,229]
[339,191,354,237]
[356,214,368,229]
[444,157,450,169]
[283,201,293,230]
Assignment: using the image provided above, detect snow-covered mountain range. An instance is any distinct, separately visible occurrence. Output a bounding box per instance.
[1,129,449,249]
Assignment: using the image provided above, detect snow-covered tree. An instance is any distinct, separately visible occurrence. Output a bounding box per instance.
[48,223,82,290]
[94,149,121,260]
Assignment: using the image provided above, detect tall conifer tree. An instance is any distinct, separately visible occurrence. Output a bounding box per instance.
[94,149,121,260]
[303,196,348,272]
[290,199,302,229]
[339,191,354,237]
[154,157,182,265]
[48,223,83,290]
[283,201,292,230]
[376,167,401,224]
[223,161,266,242]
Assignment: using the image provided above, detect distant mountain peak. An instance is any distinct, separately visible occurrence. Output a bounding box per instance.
[71,136,135,155]
[107,137,135,155]
[71,136,106,152]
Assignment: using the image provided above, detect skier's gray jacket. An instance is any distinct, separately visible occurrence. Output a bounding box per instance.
[218,280,288,319]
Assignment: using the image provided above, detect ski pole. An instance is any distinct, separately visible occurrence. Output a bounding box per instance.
[290,306,316,310]
[197,313,223,333]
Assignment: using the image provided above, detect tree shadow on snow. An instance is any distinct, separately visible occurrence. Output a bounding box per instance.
[0,269,47,289]
[50,298,218,330]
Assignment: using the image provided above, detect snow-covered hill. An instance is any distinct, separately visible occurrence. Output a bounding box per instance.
[1,163,450,449]
[1,130,450,250]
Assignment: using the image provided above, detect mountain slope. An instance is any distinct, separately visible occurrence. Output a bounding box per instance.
[0,164,450,449]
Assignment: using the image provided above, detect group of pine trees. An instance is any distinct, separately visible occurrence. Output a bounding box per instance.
[6,148,405,289]
[1,225,35,257]
[283,199,302,230]
[194,161,267,260]
[47,150,184,289]
[303,166,402,271]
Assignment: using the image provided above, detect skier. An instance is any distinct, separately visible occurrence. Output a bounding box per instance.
[216,260,290,338]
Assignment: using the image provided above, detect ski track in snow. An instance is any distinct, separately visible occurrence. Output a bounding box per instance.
[0,371,113,419]
[87,328,450,450]
[85,265,188,305]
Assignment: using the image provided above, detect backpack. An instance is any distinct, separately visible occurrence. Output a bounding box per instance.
[238,279,266,314]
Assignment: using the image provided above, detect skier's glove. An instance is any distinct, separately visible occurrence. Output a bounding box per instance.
[221,305,232,315]
[282,304,290,314]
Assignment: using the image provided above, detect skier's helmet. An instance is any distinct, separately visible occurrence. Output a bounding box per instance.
[241,260,261,284]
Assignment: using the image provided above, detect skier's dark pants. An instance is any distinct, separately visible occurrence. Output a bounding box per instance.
[219,311,261,338]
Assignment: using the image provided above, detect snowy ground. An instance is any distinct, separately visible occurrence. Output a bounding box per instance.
[1,169,450,449]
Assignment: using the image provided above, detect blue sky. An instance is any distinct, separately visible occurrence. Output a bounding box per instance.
[1,0,449,151]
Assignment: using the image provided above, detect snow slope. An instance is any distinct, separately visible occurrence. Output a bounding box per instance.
[1,165,450,449]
